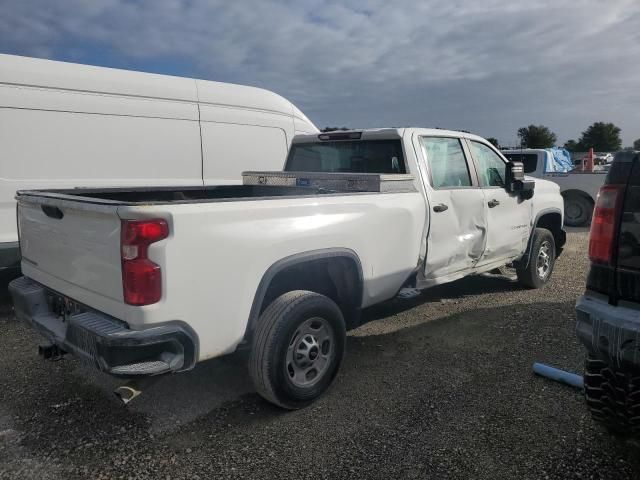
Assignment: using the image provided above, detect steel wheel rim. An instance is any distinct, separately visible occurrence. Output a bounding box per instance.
[286,317,335,388]
[566,202,582,221]
[536,240,552,279]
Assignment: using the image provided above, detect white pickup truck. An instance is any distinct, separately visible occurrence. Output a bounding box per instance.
[10,128,566,409]
[503,149,606,226]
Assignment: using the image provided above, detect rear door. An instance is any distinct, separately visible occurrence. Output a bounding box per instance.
[418,135,487,280]
[466,140,530,267]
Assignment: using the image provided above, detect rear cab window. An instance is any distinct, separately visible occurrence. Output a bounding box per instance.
[286,140,406,174]
[504,153,539,173]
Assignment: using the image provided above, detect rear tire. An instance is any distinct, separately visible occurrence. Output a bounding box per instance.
[516,228,555,289]
[584,355,640,436]
[249,290,346,409]
[563,194,593,227]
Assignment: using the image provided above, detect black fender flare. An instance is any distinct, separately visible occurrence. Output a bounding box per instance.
[243,248,364,340]
[515,208,565,269]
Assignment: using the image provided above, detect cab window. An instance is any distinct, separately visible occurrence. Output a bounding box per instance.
[469,141,507,187]
[420,137,472,189]
[286,140,406,174]
[504,153,538,173]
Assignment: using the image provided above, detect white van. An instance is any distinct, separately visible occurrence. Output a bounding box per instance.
[0,54,318,276]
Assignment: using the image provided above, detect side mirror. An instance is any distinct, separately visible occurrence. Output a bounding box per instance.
[506,161,525,184]
[506,161,535,198]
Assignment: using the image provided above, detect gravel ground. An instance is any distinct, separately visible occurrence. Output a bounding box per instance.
[1,229,639,479]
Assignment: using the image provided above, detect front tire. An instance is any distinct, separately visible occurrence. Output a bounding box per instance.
[516,228,556,288]
[584,355,640,436]
[249,290,346,409]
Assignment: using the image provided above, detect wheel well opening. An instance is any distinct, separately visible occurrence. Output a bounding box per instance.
[562,189,594,205]
[260,257,362,330]
[536,212,563,250]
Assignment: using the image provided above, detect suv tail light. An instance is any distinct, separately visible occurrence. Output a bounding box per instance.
[588,185,623,264]
[121,219,169,306]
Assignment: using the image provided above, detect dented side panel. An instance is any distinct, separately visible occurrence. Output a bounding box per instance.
[423,188,487,279]
[476,188,530,267]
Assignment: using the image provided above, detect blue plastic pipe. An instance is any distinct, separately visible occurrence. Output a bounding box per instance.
[532,362,584,389]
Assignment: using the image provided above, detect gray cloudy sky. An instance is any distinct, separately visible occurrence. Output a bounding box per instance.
[1,0,639,146]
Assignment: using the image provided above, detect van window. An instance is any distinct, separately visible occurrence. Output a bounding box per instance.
[420,137,472,188]
[201,123,288,182]
[504,153,539,173]
[286,140,405,174]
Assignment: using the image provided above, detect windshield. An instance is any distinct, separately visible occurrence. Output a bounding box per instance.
[286,140,406,174]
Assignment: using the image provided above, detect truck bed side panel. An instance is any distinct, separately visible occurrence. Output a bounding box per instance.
[115,192,426,360]
[544,173,605,201]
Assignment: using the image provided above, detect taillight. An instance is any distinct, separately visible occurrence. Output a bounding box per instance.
[588,185,623,264]
[121,219,169,306]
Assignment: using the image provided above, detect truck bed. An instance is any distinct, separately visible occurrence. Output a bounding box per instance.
[17,171,416,205]
[17,185,331,205]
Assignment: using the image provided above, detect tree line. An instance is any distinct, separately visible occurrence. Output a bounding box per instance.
[514,122,639,151]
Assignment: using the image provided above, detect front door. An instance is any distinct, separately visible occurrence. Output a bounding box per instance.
[466,140,530,267]
[417,135,487,281]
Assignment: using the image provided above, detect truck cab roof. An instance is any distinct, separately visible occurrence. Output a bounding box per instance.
[291,128,492,144]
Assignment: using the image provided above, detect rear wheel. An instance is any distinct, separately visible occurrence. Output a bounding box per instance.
[516,228,556,288]
[249,290,346,409]
[563,194,593,227]
[584,355,640,436]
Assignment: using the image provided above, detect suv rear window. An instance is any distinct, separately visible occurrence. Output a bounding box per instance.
[286,140,406,174]
[504,153,538,173]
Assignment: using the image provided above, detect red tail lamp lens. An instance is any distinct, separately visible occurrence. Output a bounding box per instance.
[121,219,169,305]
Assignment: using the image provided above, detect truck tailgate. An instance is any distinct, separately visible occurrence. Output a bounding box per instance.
[18,196,123,301]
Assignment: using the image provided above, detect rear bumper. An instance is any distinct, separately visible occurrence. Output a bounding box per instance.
[576,293,640,369]
[9,276,198,377]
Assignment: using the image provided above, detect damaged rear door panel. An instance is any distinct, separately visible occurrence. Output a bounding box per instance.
[417,135,487,281]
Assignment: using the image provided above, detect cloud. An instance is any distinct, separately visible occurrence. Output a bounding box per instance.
[1,0,639,145]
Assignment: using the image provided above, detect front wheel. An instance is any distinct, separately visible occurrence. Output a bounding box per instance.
[516,228,556,288]
[249,290,346,409]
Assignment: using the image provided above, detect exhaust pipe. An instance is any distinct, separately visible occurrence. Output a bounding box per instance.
[114,377,160,405]
[114,384,143,405]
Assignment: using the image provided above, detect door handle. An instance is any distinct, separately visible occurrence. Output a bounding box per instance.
[488,199,500,208]
[42,205,64,219]
[433,203,448,212]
